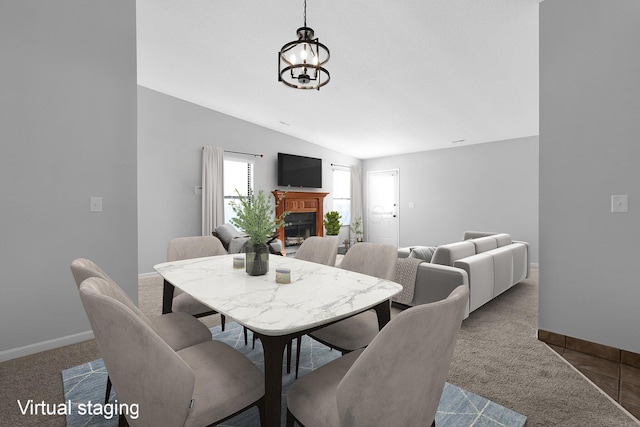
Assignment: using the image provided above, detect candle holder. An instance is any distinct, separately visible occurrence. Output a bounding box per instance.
[276,268,291,284]
[233,256,245,269]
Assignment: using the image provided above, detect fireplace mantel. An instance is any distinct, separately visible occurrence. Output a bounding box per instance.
[273,190,329,255]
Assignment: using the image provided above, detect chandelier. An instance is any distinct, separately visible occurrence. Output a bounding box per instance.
[278,0,330,90]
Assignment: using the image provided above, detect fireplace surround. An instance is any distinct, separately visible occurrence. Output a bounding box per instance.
[273,190,328,255]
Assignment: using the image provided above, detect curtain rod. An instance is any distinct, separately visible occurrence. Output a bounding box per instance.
[202,147,263,158]
[331,163,351,168]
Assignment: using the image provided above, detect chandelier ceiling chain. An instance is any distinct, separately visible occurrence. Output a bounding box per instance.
[278,0,330,90]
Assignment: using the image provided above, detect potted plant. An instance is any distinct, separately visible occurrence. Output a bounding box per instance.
[230,189,287,275]
[323,211,342,236]
[350,216,364,242]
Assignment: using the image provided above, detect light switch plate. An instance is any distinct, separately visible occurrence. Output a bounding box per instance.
[611,195,628,213]
[90,197,103,212]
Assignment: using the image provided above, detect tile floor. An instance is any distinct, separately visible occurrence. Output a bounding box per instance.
[548,344,640,420]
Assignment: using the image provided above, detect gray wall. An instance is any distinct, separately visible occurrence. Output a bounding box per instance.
[540,1,640,353]
[363,136,539,264]
[138,87,361,274]
[0,1,138,361]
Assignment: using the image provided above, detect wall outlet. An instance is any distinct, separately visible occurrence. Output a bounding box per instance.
[90,197,102,212]
[611,195,628,213]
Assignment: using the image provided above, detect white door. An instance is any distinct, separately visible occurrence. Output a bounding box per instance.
[366,170,399,247]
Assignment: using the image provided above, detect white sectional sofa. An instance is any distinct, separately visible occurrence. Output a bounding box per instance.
[397,232,529,318]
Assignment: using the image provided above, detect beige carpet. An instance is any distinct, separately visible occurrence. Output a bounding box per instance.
[447,268,638,426]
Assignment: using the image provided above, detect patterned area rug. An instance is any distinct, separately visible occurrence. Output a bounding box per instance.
[62,322,527,427]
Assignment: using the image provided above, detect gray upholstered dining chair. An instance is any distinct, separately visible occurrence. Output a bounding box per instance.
[164,236,228,329]
[70,258,213,404]
[294,236,339,267]
[165,236,258,346]
[304,242,397,363]
[79,276,265,427]
[286,285,469,427]
[289,236,340,376]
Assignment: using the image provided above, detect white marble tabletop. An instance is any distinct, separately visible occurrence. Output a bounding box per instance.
[154,254,403,336]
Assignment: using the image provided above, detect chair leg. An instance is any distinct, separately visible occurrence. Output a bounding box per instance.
[221,314,226,331]
[118,413,128,427]
[295,336,302,379]
[286,341,292,374]
[431,420,436,427]
[257,397,266,427]
[105,376,112,404]
[286,408,296,427]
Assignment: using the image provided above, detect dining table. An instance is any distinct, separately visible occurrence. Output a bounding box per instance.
[155,253,403,427]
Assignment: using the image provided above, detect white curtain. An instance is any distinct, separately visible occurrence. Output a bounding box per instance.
[350,165,363,229]
[202,146,224,236]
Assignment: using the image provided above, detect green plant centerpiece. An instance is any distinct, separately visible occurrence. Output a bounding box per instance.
[350,216,364,242]
[230,189,287,276]
[323,211,342,236]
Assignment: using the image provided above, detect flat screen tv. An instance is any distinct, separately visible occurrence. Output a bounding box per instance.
[277,153,322,188]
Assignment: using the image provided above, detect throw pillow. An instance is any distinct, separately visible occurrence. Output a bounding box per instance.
[408,246,437,262]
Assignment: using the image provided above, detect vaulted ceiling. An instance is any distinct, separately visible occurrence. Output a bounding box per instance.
[137,0,540,159]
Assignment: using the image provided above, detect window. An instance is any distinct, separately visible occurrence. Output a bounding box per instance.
[223,158,254,223]
[332,168,351,225]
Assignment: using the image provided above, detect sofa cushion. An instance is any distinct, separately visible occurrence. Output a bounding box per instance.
[397,247,412,259]
[470,236,498,254]
[486,246,514,297]
[408,246,437,262]
[511,242,528,283]
[213,224,245,250]
[463,231,497,240]
[454,253,494,312]
[228,236,250,254]
[431,241,475,266]
[493,233,512,247]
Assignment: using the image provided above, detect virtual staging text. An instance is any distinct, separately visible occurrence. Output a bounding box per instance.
[17,399,139,420]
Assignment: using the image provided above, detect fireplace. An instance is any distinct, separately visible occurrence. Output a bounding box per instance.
[283,212,316,247]
[273,190,329,255]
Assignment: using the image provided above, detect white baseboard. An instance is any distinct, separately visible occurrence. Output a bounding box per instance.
[1,274,160,363]
[0,330,94,363]
[138,271,160,279]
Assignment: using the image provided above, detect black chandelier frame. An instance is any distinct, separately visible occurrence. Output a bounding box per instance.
[278,1,330,90]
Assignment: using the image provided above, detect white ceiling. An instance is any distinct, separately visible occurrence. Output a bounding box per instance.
[136,0,540,159]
